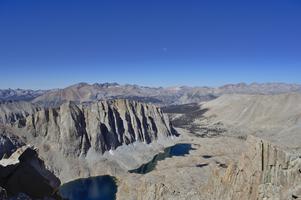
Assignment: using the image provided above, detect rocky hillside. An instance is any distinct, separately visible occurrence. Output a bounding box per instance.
[32,82,166,107]
[200,93,301,150]
[2,82,301,106]
[204,135,301,200]
[30,82,301,107]
[0,101,39,125]
[1,99,176,157]
[0,89,47,101]
[165,93,301,145]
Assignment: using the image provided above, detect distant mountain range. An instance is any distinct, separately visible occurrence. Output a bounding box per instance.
[1,82,301,106]
[0,88,48,101]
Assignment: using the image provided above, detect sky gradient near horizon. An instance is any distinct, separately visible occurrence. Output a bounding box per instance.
[0,0,301,89]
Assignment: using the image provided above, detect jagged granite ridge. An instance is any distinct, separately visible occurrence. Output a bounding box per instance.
[0,101,39,125]
[23,99,176,157]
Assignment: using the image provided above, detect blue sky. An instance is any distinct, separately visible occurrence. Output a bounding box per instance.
[0,0,301,89]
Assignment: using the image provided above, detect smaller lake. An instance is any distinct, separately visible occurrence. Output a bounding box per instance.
[59,175,117,200]
[129,143,194,174]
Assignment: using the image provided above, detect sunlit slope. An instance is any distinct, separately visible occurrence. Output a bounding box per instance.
[201,93,301,150]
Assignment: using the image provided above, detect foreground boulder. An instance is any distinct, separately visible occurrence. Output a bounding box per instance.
[0,146,61,199]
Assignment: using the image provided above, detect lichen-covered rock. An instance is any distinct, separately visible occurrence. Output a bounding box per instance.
[204,135,301,200]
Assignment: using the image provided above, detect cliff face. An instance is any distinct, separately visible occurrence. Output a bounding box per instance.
[23,99,176,157]
[0,101,39,126]
[204,135,301,200]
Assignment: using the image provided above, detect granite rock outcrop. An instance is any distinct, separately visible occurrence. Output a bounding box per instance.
[16,99,176,157]
[204,135,301,200]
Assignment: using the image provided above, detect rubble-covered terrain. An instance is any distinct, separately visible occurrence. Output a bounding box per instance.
[0,90,300,200]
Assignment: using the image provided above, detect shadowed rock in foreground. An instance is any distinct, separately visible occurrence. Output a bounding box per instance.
[0,146,61,199]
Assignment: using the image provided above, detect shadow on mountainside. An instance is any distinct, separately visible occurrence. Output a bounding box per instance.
[162,103,226,137]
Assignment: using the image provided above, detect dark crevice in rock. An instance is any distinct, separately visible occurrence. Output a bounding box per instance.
[113,108,125,144]
[99,123,111,152]
[202,155,213,159]
[125,112,135,144]
[196,163,209,168]
[140,106,151,144]
[134,115,144,142]
[148,116,158,139]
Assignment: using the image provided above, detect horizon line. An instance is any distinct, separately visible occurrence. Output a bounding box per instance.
[1,81,301,90]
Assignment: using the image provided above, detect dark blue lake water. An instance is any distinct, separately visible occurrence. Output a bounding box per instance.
[129,143,194,174]
[59,175,117,200]
[58,144,193,199]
